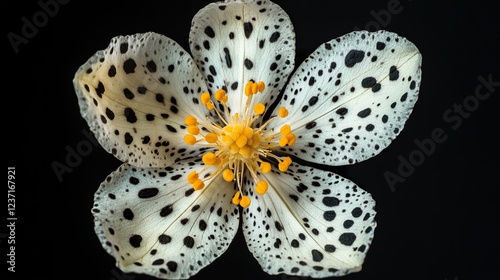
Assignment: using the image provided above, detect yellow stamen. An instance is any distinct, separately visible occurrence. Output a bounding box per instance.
[239,196,251,208]
[200,92,211,105]
[245,82,254,97]
[260,162,271,173]
[202,152,219,165]
[278,157,292,172]
[223,169,234,182]
[222,135,234,146]
[257,81,265,93]
[187,125,200,135]
[286,133,297,146]
[206,101,215,110]
[184,134,197,145]
[243,127,253,138]
[232,191,241,205]
[184,115,197,126]
[256,180,268,195]
[280,124,291,135]
[278,107,289,118]
[231,125,244,140]
[251,83,259,95]
[279,136,289,147]
[239,146,252,158]
[192,179,204,190]
[187,171,199,184]
[215,89,226,101]
[254,103,265,115]
[236,135,248,148]
[205,133,218,143]
[185,81,297,209]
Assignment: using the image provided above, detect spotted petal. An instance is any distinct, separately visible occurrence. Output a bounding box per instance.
[92,160,239,279]
[73,32,209,168]
[242,162,376,277]
[189,0,295,117]
[272,30,422,165]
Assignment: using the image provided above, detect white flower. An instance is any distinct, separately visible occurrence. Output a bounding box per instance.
[73,0,422,279]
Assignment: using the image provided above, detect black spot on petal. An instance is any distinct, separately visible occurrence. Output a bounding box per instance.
[345,50,364,67]
[138,188,159,198]
[129,234,142,248]
[123,58,136,74]
[146,60,157,73]
[183,236,195,248]
[204,26,215,38]
[312,249,323,262]
[244,22,253,38]
[357,108,371,118]
[339,232,356,246]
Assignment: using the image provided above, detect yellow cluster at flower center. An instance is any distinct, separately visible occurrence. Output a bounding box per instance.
[183,81,295,208]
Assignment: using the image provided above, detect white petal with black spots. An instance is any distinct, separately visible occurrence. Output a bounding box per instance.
[74,32,210,168]
[272,30,422,166]
[242,162,376,277]
[92,160,239,279]
[189,0,295,117]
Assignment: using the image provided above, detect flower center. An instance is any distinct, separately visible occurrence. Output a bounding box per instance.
[183,81,295,208]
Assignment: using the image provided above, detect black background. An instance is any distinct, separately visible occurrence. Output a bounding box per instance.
[3,1,499,280]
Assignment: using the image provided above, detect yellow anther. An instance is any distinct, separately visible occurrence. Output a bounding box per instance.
[245,82,254,96]
[230,144,240,153]
[251,82,259,95]
[222,135,234,146]
[239,146,252,158]
[183,134,197,145]
[187,125,200,135]
[205,133,218,143]
[200,92,211,105]
[202,152,219,165]
[215,89,227,101]
[286,133,297,146]
[240,196,251,208]
[278,157,292,172]
[253,103,266,115]
[283,156,292,165]
[192,179,204,190]
[206,101,215,110]
[232,191,241,205]
[280,124,291,135]
[278,107,289,118]
[184,115,197,126]
[260,162,271,173]
[257,81,265,93]
[222,169,235,182]
[231,125,244,141]
[235,135,248,148]
[256,180,269,195]
[223,125,233,133]
[243,127,254,138]
[279,136,289,147]
[187,171,199,184]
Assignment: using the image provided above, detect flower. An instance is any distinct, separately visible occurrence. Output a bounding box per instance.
[73,0,422,279]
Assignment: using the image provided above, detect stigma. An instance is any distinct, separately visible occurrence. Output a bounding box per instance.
[183,81,295,208]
